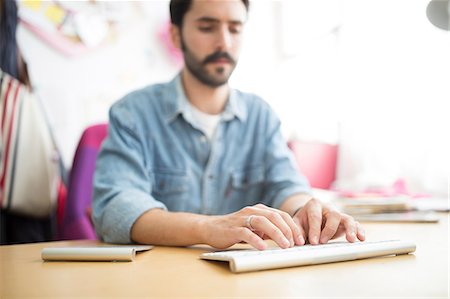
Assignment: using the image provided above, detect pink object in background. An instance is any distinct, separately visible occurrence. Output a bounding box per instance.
[365,179,428,198]
[338,179,429,199]
[288,140,338,190]
[59,124,108,240]
[158,21,183,68]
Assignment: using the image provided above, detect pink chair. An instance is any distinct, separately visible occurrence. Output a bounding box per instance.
[59,124,108,240]
[288,140,338,190]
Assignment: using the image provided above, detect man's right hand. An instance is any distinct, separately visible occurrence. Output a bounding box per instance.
[200,204,303,250]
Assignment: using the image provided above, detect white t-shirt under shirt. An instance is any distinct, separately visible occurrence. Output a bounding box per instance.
[186,102,222,140]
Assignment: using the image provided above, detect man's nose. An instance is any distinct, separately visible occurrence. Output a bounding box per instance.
[215,26,232,51]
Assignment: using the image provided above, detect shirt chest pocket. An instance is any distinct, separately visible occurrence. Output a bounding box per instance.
[151,171,189,211]
[228,165,265,205]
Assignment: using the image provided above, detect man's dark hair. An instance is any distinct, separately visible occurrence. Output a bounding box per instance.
[170,0,250,28]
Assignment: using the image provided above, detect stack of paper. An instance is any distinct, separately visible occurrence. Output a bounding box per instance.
[335,196,440,223]
[336,196,412,215]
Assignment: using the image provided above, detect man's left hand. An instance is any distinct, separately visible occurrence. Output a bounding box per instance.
[292,198,365,245]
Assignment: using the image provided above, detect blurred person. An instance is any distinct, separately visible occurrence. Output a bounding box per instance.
[0,0,63,244]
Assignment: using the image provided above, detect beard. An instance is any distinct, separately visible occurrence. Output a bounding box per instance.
[180,36,237,87]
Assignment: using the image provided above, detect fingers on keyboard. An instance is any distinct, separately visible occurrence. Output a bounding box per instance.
[238,228,267,250]
[250,216,291,249]
[356,222,366,241]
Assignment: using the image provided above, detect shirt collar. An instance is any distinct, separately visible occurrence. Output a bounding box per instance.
[163,73,247,124]
[223,88,246,122]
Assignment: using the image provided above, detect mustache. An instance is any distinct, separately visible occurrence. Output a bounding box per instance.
[203,51,235,65]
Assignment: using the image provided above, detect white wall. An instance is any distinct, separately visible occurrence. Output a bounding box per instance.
[234,0,450,197]
[18,0,449,197]
[18,1,178,168]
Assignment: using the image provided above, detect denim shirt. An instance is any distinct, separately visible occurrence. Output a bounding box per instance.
[92,75,311,243]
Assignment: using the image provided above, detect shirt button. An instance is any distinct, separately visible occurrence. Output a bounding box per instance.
[208,174,214,180]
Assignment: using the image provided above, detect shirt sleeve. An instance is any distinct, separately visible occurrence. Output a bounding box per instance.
[92,101,167,244]
[262,110,312,209]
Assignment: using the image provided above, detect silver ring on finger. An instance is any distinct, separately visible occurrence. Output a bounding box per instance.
[245,215,256,231]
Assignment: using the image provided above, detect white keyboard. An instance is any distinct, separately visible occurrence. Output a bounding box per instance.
[200,240,416,273]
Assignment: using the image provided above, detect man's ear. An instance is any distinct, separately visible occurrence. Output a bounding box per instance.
[170,24,182,50]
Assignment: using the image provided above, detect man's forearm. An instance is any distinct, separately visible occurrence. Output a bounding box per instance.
[130,209,212,246]
[130,194,314,247]
[278,193,313,216]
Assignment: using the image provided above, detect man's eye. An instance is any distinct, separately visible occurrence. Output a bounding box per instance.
[229,27,242,34]
[199,27,213,32]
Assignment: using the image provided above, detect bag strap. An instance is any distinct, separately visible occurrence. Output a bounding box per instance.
[0,70,22,208]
